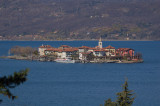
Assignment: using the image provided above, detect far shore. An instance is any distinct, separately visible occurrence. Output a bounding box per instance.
[0,39,158,42]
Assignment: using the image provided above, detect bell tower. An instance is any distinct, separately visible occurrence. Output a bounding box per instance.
[98,37,102,48]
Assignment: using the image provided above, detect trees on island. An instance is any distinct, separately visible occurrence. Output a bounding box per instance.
[10,46,38,57]
[0,69,29,103]
[101,79,135,106]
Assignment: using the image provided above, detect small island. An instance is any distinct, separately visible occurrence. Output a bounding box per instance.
[5,38,143,64]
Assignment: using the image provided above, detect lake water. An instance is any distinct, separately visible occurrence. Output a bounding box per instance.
[0,41,160,106]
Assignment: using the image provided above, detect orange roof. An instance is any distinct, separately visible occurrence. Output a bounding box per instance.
[116,48,134,52]
[105,45,115,49]
[45,48,62,52]
[79,46,90,49]
[45,48,55,51]
[63,48,78,52]
[72,47,79,51]
[39,45,52,48]
[45,47,78,52]
[60,45,71,48]
[89,48,97,50]
[95,46,100,48]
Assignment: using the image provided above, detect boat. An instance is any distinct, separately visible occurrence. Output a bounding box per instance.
[54,58,76,63]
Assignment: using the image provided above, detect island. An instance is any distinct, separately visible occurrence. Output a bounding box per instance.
[5,38,143,64]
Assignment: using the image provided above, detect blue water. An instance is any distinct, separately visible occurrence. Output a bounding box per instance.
[0,41,160,106]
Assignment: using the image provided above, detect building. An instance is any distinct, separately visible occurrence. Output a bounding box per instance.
[104,45,116,56]
[59,45,71,50]
[116,48,135,57]
[61,48,78,59]
[93,49,106,57]
[98,37,102,48]
[79,52,92,60]
[38,45,52,56]
[44,47,78,59]
[44,48,62,57]
[78,46,90,53]
[38,38,137,61]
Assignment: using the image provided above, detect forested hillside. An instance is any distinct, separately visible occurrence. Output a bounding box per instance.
[0,0,160,40]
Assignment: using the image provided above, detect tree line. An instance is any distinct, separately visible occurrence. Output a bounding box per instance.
[9,46,38,57]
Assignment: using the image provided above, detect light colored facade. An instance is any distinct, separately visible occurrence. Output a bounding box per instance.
[98,37,103,49]
[38,45,52,56]
[79,52,92,60]
[38,38,136,61]
[44,47,78,59]
[78,46,90,53]
[59,45,71,50]
[105,45,116,56]
[93,50,106,57]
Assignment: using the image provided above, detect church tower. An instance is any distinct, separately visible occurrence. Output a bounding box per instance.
[98,37,102,48]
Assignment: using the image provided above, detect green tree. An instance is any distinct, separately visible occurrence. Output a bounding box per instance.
[0,68,29,103]
[104,98,117,106]
[116,79,135,106]
[101,79,135,106]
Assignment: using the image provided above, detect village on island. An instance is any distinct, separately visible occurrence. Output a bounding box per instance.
[38,38,143,63]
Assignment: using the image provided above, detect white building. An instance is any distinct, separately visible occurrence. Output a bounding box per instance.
[38,45,52,56]
[104,45,116,56]
[93,49,106,57]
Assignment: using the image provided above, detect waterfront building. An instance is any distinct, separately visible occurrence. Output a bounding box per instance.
[44,48,62,57]
[93,49,106,57]
[44,47,78,59]
[116,48,135,57]
[105,45,116,56]
[61,48,78,59]
[38,38,136,61]
[78,46,90,53]
[59,45,71,50]
[38,45,52,56]
[79,52,92,61]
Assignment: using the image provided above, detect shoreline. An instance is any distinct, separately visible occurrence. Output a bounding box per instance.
[0,56,144,64]
[0,39,159,42]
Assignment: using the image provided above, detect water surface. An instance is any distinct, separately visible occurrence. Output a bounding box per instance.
[0,41,160,106]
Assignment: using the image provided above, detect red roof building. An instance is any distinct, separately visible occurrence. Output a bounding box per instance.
[39,45,52,48]
[105,45,115,49]
[116,48,135,57]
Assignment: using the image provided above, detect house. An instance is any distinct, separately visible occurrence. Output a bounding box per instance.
[88,48,96,52]
[93,49,106,57]
[78,46,90,53]
[79,52,93,61]
[38,45,52,56]
[44,47,78,59]
[38,37,139,62]
[59,45,71,50]
[60,48,78,59]
[116,48,135,57]
[104,45,116,56]
[44,48,62,57]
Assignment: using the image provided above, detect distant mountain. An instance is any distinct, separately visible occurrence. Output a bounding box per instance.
[0,0,160,40]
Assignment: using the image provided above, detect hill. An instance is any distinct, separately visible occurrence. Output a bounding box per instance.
[0,0,160,40]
